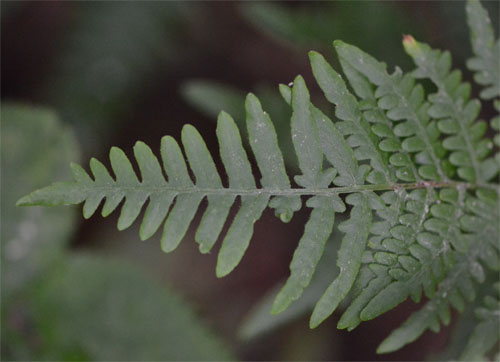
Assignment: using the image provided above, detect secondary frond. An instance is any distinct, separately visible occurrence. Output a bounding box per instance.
[377,189,499,354]
[460,282,500,361]
[403,36,498,182]
[334,40,451,182]
[466,0,500,100]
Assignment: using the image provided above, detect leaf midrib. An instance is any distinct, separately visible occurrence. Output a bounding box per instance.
[73,181,499,197]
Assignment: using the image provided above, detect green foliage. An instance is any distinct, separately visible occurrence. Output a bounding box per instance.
[33,256,233,361]
[181,80,247,124]
[17,0,499,357]
[1,104,81,360]
[240,1,423,68]
[466,0,500,100]
[459,282,500,361]
[46,2,194,152]
[1,104,79,298]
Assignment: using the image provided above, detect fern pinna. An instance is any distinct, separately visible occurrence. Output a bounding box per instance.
[18,0,499,358]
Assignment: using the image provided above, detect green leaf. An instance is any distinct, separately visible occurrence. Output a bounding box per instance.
[377,204,499,354]
[290,75,324,187]
[217,111,255,189]
[216,194,269,277]
[280,83,360,186]
[404,35,497,182]
[245,93,290,190]
[309,50,392,184]
[376,299,438,354]
[183,79,299,173]
[460,282,500,360]
[185,122,235,253]
[245,93,301,221]
[338,264,392,330]
[460,317,500,361]
[181,80,246,122]
[272,195,342,314]
[335,40,448,181]
[15,2,500,356]
[32,255,233,361]
[466,0,500,99]
[310,193,371,328]
[45,2,187,142]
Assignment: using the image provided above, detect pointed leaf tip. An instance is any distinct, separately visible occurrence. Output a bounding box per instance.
[16,195,30,206]
[270,299,284,315]
[215,263,231,278]
[309,316,321,329]
[308,51,321,64]
[402,34,416,45]
[218,110,231,119]
[293,74,305,83]
[245,92,259,106]
[181,123,198,136]
[134,140,146,148]
[333,40,345,49]
[402,34,420,57]
[278,84,292,104]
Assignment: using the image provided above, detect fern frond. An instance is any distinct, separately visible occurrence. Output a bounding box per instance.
[308,51,391,185]
[460,281,500,361]
[404,35,498,182]
[335,40,452,182]
[17,1,499,357]
[336,52,419,184]
[377,188,499,354]
[18,101,296,278]
[377,251,477,354]
[466,0,500,100]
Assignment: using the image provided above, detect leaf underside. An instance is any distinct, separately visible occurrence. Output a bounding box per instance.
[17,0,499,357]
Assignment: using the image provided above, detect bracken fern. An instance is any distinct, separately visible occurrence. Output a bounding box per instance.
[18,0,499,357]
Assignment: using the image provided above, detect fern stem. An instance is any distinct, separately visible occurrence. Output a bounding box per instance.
[72,181,498,197]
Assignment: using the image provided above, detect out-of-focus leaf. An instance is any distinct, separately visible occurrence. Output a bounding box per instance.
[32,255,234,361]
[460,281,500,361]
[466,0,500,99]
[48,2,194,150]
[181,80,247,122]
[425,276,500,362]
[240,2,424,68]
[1,103,79,298]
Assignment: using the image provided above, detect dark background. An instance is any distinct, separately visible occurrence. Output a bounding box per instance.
[2,1,499,361]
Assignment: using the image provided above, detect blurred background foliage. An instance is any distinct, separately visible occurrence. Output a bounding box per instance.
[1,105,232,361]
[1,1,498,361]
